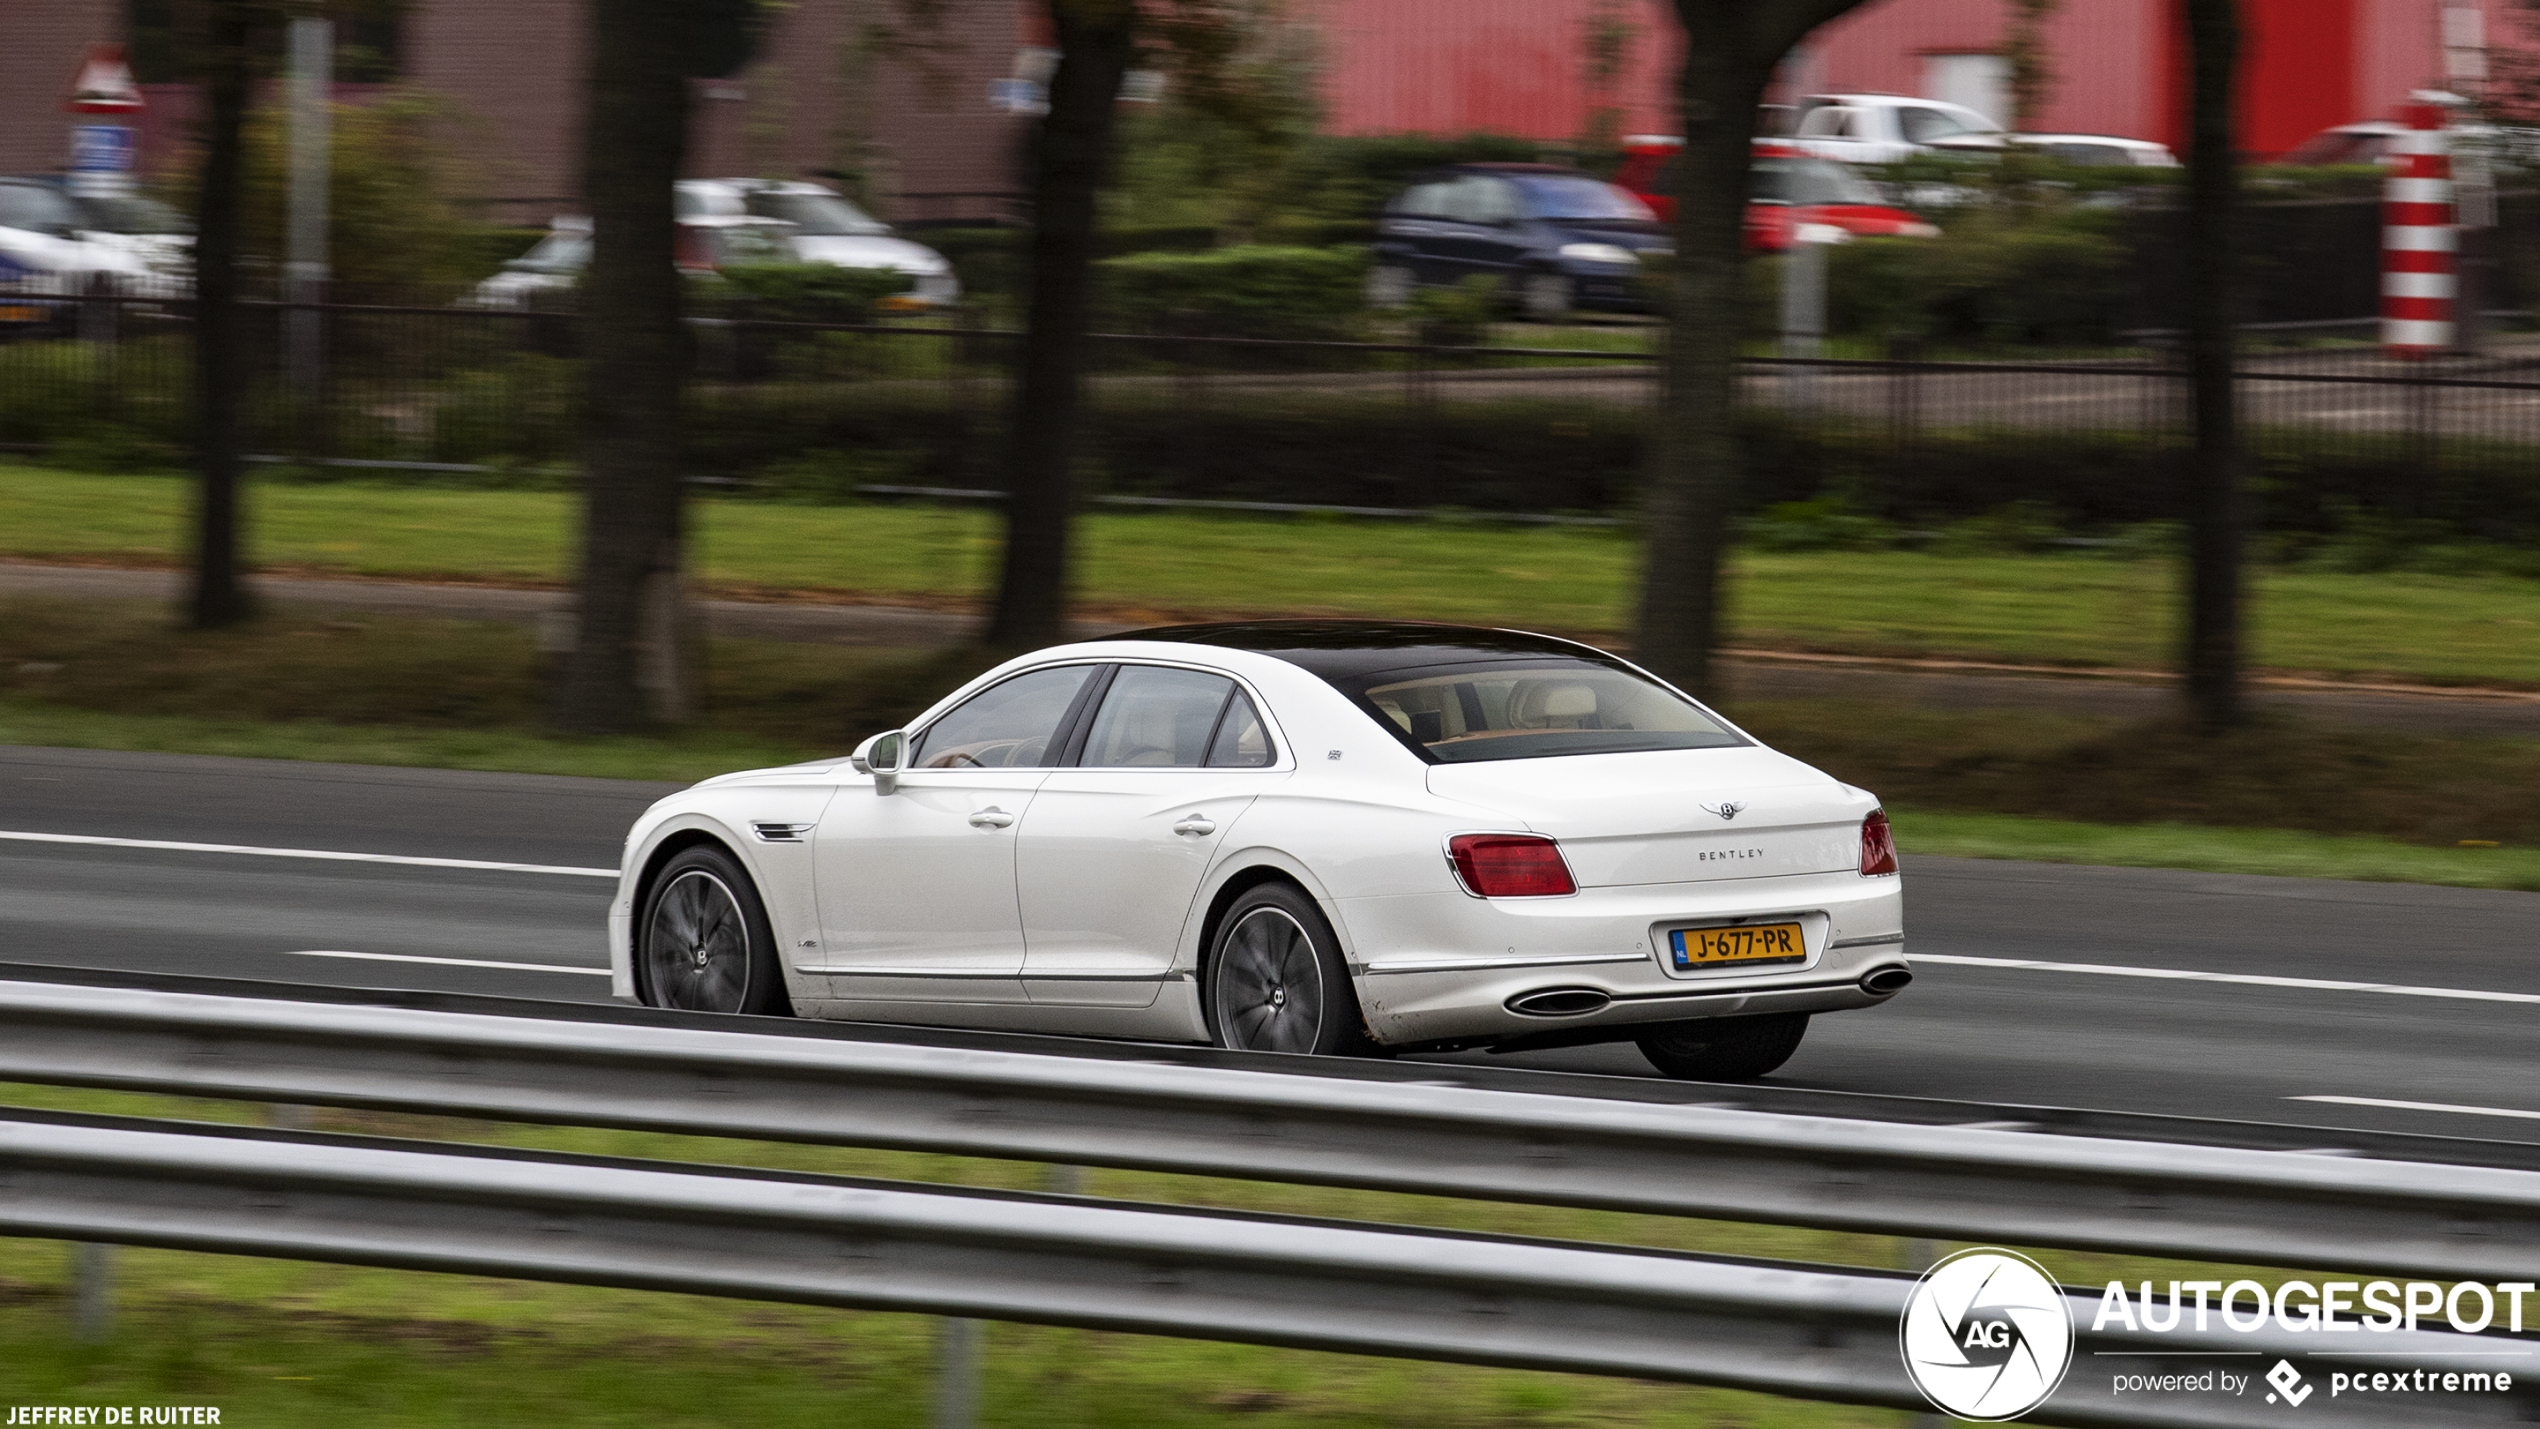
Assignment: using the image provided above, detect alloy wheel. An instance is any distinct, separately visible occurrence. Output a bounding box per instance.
[646,868,753,1013]
[1213,907,1324,1053]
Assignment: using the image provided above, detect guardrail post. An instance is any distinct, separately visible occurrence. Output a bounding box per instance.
[932,1314,981,1429]
[71,1242,113,1342]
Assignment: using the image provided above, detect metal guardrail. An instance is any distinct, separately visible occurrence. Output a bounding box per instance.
[9,1105,2531,1429]
[0,969,2536,1284]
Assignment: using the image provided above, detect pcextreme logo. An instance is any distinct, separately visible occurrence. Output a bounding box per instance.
[1899,1248,2076,1421]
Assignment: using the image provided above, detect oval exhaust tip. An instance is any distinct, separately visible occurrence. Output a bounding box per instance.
[1505,987,1612,1018]
[1860,966,1914,995]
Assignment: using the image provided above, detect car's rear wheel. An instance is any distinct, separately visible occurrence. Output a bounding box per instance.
[1205,884,1374,1056]
[638,845,792,1016]
[1366,263,1417,309]
[1635,1012,1808,1081]
[1518,270,1573,322]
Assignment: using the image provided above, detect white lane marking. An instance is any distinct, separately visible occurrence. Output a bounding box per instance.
[2290,1095,2540,1123]
[0,830,617,879]
[287,949,612,977]
[1912,953,2540,1006]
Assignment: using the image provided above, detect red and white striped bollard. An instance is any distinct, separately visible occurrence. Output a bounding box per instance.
[2382,102,2455,358]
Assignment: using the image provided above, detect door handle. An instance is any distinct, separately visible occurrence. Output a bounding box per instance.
[968,807,1016,829]
[1172,816,1216,836]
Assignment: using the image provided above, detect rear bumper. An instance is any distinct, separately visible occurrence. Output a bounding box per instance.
[1337,869,1904,1048]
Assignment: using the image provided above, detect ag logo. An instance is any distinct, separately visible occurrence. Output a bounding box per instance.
[1899,1248,2074,1421]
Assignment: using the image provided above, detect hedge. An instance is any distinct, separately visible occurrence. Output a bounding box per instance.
[9,338,2539,549]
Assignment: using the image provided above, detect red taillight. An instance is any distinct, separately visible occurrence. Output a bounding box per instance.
[1860,810,1898,877]
[1449,834,1577,898]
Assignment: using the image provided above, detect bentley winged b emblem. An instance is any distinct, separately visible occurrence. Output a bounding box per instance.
[1700,800,1746,821]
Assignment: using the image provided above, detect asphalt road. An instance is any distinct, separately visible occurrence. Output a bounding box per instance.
[5,743,2534,1145]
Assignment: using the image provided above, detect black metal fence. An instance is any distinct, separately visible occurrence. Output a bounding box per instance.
[5,297,2540,540]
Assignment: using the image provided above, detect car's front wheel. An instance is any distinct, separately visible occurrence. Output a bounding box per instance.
[1204,884,1374,1056]
[638,845,792,1016]
[1635,1012,1808,1081]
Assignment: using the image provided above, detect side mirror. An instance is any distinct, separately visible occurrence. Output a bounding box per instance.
[850,729,906,796]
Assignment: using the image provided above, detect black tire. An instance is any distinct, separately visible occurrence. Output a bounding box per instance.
[1204,883,1376,1056]
[1366,263,1417,309]
[637,844,792,1016]
[1518,270,1573,322]
[1635,1012,1808,1081]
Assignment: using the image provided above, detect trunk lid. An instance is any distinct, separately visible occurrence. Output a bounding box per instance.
[1427,747,1874,886]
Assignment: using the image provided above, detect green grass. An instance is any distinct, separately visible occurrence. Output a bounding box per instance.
[1892,807,2540,891]
[0,1082,2338,1426]
[0,697,817,786]
[0,1081,1928,1428]
[5,595,2539,884]
[6,465,2540,685]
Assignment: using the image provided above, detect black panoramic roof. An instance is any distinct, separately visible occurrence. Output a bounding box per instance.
[1123,619,1619,680]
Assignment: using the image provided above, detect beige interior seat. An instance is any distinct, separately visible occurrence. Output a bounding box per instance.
[1512,682,1599,729]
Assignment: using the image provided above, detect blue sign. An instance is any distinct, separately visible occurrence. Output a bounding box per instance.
[67,124,136,198]
[69,124,134,173]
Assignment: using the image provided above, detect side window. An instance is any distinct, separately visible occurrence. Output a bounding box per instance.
[911,665,1094,769]
[1796,107,1850,139]
[1470,179,1520,224]
[1436,177,1496,224]
[1393,181,1451,217]
[0,185,75,235]
[1079,666,1236,768]
[1206,690,1275,768]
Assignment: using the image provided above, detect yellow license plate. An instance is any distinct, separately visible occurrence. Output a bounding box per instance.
[0,307,44,323]
[1671,922,1806,970]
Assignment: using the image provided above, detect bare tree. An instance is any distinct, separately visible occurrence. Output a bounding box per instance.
[1633,0,1875,699]
[2180,0,2243,728]
[984,0,1136,650]
[551,0,757,733]
[189,0,258,630]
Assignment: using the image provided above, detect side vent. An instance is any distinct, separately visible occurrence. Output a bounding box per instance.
[751,822,815,843]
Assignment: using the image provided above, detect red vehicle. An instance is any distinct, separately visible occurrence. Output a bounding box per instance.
[1614,137,1939,251]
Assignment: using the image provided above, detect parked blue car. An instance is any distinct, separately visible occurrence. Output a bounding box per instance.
[1369,163,1671,321]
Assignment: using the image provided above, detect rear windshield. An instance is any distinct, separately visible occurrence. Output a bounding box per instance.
[1335,657,1745,763]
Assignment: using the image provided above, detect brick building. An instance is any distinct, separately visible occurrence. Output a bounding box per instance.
[0,0,1035,227]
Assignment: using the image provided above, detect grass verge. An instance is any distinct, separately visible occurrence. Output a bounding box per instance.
[6,465,2540,685]
[3,599,2536,885]
[1891,808,2540,892]
[0,1082,2326,1427]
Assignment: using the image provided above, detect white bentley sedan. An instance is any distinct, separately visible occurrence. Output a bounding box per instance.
[610,621,1909,1080]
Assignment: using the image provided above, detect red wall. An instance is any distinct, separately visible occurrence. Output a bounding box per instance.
[1302,0,1680,140]
[1300,0,2522,161]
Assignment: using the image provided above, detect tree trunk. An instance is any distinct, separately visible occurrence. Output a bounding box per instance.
[2180,0,2242,729]
[553,0,696,732]
[188,0,254,630]
[1636,43,1772,700]
[1638,0,1870,699]
[985,2,1135,651]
